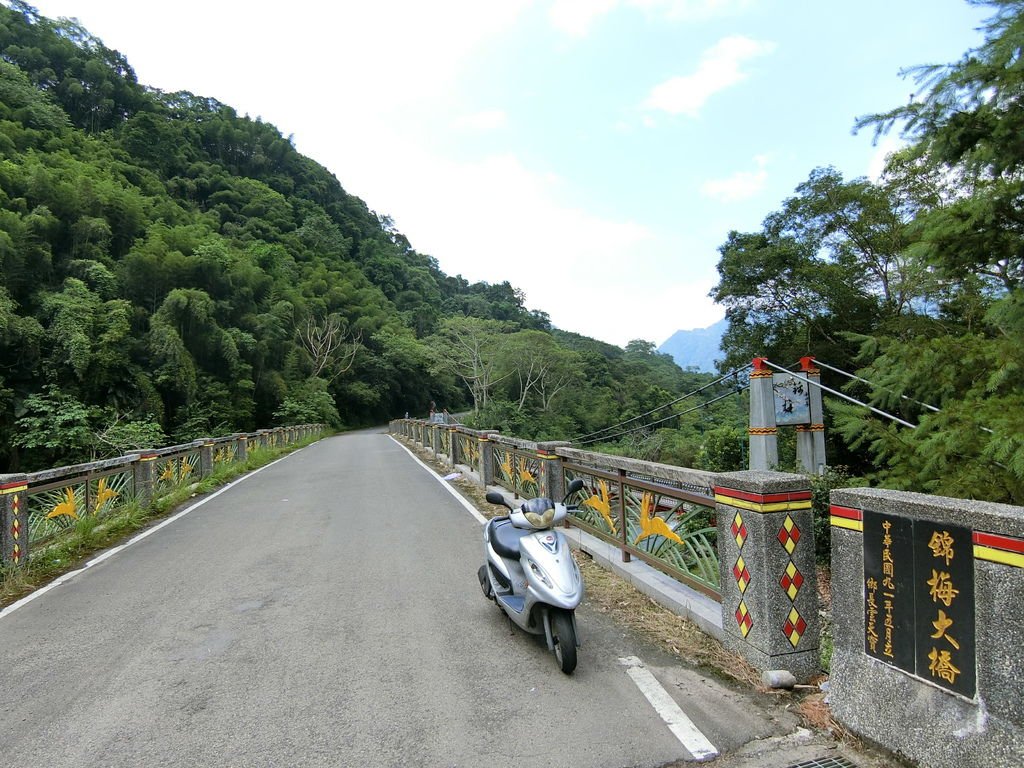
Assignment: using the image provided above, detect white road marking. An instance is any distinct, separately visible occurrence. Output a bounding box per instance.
[388,436,487,524]
[619,656,719,761]
[0,450,302,622]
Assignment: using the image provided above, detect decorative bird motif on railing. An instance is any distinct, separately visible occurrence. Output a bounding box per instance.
[635,492,683,546]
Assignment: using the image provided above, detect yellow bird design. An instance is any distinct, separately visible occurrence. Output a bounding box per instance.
[635,492,683,546]
[47,487,79,521]
[517,457,536,486]
[500,454,514,482]
[582,479,617,534]
[92,478,119,514]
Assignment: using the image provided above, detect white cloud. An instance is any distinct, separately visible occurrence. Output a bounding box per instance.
[644,36,776,116]
[452,110,508,133]
[866,135,906,181]
[548,0,754,36]
[631,0,754,20]
[700,154,769,202]
[549,0,620,37]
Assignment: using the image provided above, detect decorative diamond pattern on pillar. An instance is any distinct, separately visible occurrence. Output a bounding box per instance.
[735,601,753,637]
[777,514,800,554]
[780,561,804,601]
[731,512,747,548]
[11,492,21,564]
[783,607,807,648]
[732,556,751,594]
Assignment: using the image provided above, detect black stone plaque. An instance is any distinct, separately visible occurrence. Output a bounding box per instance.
[913,520,976,698]
[863,510,915,672]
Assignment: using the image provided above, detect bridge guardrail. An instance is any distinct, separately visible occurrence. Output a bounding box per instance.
[0,424,324,568]
[390,419,723,599]
[403,420,827,682]
[556,447,721,599]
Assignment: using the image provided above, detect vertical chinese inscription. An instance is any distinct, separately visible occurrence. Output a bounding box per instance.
[863,511,915,671]
[914,520,976,698]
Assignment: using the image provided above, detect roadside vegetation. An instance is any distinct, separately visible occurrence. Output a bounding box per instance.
[0,438,317,608]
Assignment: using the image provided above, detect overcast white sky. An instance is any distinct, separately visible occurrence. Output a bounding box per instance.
[27,0,989,347]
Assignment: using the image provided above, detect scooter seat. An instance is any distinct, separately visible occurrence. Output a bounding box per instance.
[488,517,530,560]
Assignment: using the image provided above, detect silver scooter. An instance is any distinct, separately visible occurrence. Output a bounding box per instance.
[477,479,585,674]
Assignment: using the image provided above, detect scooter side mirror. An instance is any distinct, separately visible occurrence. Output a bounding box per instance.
[485,491,513,510]
[563,478,585,500]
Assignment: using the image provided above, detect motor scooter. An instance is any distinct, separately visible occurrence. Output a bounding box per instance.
[477,479,585,674]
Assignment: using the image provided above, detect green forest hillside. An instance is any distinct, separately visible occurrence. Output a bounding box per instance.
[0,2,736,473]
[3,1,1022,508]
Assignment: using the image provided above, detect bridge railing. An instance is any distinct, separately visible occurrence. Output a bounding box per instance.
[393,419,824,682]
[391,419,723,598]
[557,447,721,599]
[0,424,324,568]
[490,434,541,499]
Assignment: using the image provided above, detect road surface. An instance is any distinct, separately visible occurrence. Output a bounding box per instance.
[0,431,812,767]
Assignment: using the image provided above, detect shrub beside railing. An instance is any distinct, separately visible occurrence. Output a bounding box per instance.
[1,425,324,568]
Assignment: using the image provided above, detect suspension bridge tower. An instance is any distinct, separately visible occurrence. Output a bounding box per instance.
[748,357,826,473]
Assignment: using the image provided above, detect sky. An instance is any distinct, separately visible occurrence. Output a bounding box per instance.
[25,0,991,348]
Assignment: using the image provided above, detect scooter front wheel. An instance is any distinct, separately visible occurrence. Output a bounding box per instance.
[551,609,577,674]
[478,565,493,600]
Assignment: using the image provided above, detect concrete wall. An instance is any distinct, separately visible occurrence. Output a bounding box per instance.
[829,488,1024,767]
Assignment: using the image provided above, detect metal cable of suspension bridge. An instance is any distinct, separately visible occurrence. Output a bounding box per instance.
[759,359,919,429]
[814,358,995,435]
[571,365,752,443]
[575,387,747,446]
[815,359,942,414]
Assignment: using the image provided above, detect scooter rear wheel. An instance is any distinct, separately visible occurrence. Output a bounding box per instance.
[551,609,577,674]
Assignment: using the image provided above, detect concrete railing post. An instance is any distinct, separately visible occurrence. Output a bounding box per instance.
[538,442,571,501]
[134,452,157,506]
[236,434,249,463]
[478,431,499,487]
[430,424,440,455]
[199,439,214,477]
[714,470,819,682]
[0,473,29,567]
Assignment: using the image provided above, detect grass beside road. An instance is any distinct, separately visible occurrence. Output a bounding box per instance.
[0,440,319,609]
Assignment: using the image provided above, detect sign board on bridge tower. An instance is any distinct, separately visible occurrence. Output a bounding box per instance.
[772,373,810,426]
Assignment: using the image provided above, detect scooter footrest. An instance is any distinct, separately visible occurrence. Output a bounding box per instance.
[497,594,525,614]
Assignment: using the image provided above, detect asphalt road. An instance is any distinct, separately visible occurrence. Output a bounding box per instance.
[0,431,805,767]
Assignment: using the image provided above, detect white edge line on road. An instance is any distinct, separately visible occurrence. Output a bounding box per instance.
[388,435,487,525]
[0,448,304,622]
[619,656,719,761]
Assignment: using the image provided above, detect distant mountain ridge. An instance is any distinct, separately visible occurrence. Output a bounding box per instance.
[657,318,727,372]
